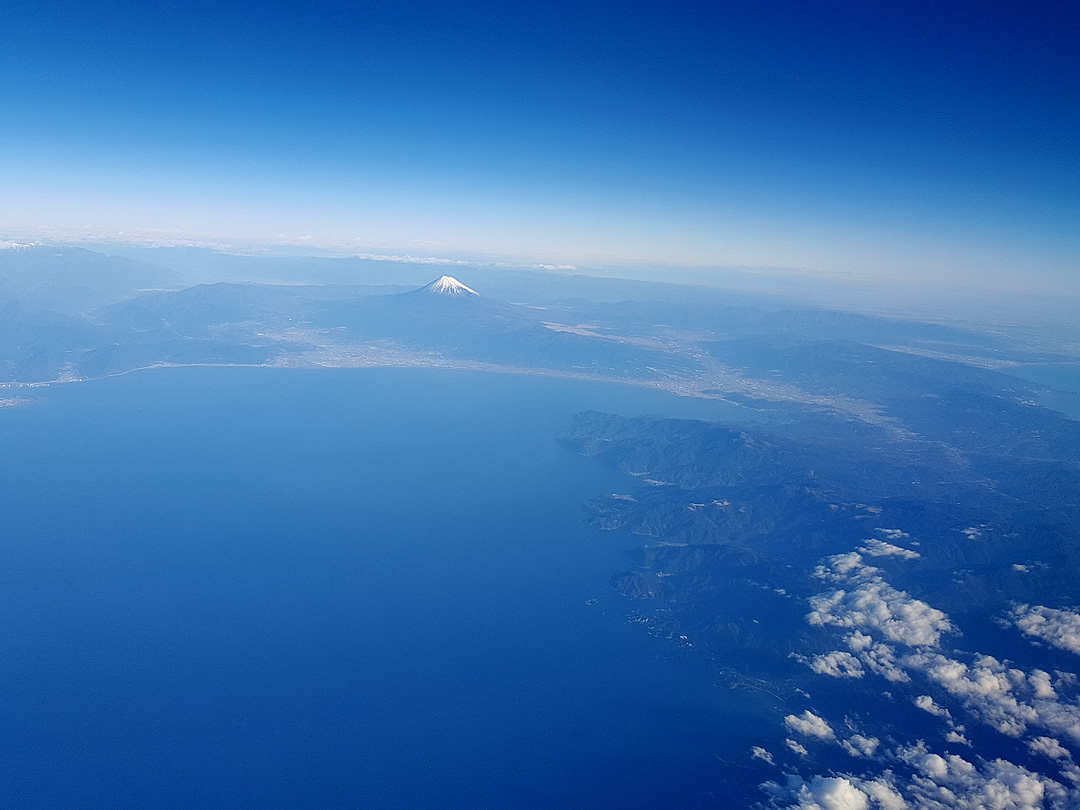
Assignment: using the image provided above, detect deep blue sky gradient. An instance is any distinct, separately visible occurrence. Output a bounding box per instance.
[2,1,1077,288]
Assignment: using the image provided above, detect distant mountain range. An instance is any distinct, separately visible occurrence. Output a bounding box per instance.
[0,244,180,302]
[1,245,1077,437]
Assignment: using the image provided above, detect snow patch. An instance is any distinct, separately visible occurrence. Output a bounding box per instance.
[422,275,479,296]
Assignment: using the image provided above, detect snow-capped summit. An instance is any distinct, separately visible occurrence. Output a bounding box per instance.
[421,276,478,296]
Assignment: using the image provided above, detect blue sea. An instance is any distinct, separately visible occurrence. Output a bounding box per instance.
[1001,361,1080,420]
[0,368,775,808]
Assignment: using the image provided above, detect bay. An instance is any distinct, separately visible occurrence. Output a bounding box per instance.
[0,367,772,808]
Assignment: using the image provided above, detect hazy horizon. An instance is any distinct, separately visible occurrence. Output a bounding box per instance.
[4,1,1077,298]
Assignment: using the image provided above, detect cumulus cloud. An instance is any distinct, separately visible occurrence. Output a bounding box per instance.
[814,552,871,581]
[849,631,874,651]
[799,546,1080,792]
[858,539,920,560]
[876,529,910,541]
[858,781,908,810]
[752,746,776,765]
[763,773,906,810]
[897,744,1073,809]
[1009,604,1080,656]
[853,638,911,683]
[840,735,880,759]
[785,711,836,741]
[904,652,1080,744]
[1031,669,1058,700]
[806,551,953,650]
[1061,762,1080,788]
[821,633,1080,750]
[787,738,809,756]
[766,742,1078,809]
[915,695,951,719]
[1029,736,1073,760]
[811,651,865,678]
[945,729,970,746]
[782,775,873,810]
[807,580,954,648]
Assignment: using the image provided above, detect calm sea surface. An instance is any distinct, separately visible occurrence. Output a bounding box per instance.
[0,367,773,808]
[1002,361,1080,419]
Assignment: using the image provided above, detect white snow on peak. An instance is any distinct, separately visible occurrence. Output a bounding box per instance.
[423,275,478,296]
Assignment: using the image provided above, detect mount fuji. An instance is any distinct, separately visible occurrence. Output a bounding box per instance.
[303,275,687,375]
[421,276,478,297]
[83,270,699,381]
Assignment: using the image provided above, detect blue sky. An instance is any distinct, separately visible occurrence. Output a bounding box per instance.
[2,0,1077,291]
